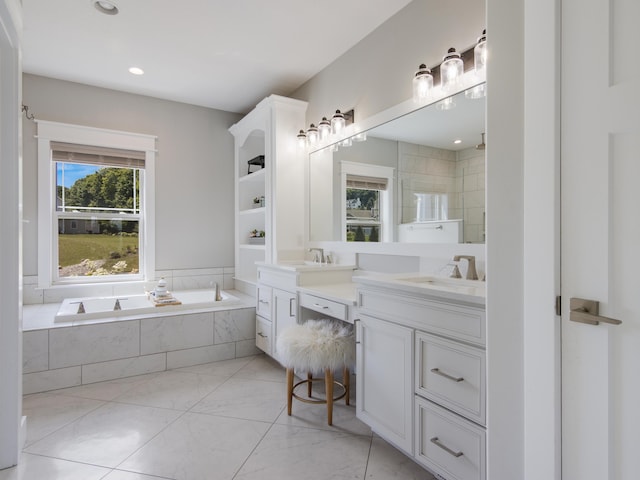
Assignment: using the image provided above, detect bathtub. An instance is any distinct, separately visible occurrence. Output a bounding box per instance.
[55,289,240,323]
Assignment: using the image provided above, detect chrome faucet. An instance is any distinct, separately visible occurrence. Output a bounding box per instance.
[453,255,478,280]
[308,247,325,264]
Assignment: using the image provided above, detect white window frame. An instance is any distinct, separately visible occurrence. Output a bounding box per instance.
[339,161,394,242]
[37,120,157,288]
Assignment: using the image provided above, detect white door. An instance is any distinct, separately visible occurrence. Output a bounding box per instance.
[561,0,640,478]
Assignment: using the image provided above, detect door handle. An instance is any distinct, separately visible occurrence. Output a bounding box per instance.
[570,298,622,326]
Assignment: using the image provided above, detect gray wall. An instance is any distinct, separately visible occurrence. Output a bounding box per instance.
[292,0,486,122]
[22,74,241,275]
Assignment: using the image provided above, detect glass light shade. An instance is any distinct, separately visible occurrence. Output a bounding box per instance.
[474,29,487,76]
[318,117,331,141]
[413,64,434,103]
[340,137,352,147]
[297,129,307,149]
[331,110,346,135]
[306,124,319,146]
[353,132,367,142]
[440,47,463,92]
[436,96,456,111]
[465,83,486,99]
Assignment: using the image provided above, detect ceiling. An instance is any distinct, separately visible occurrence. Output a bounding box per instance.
[22,0,413,114]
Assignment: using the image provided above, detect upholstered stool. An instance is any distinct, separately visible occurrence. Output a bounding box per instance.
[276,319,355,425]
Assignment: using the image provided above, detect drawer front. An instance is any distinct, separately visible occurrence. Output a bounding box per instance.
[299,292,347,321]
[255,315,272,354]
[416,332,485,425]
[358,287,485,346]
[256,284,272,319]
[257,268,297,290]
[415,397,486,480]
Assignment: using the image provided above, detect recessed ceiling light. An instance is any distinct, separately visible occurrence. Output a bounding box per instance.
[453,139,462,144]
[92,0,119,15]
[128,67,144,76]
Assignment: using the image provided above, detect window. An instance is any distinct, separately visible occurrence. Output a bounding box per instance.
[340,161,394,242]
[37,121,156,287]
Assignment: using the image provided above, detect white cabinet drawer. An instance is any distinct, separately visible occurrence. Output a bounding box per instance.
[358,287,485,346]
[255,315,272,355]
[416,332,485,425]
[415,397,485,480]
[256,285,272,319]
[299,292,347,321]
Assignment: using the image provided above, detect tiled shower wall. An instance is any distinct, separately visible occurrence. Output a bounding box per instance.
[398,142,486,243]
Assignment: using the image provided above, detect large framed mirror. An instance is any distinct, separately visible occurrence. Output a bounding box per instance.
[309,84,486,244]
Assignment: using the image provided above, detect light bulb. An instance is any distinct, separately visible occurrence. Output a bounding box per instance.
[331,110,346,135]
[413,64,434,103]
[440,47,463,93]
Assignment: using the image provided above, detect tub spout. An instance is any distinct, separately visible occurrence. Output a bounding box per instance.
[215,282,222,302]
[77,302,85,314]
[114,299,122,311]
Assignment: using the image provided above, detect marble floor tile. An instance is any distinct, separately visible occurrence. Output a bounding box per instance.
[118,412,270,480]
[191,377,285,422]
[234,424,371,480]
[24,402,182,468]
[114,370,228,410]
[0,453,110,480]
[365,435,437,479]
[172,355,254,377]
[233,354,286,383]
[50,373,159,401]
[22,393,104,446]
[275,398,371,436]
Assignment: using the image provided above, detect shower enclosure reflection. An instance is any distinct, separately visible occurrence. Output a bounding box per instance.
[309,86,486,244]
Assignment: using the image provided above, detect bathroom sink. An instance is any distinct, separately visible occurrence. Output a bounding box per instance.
[394,275,485,296]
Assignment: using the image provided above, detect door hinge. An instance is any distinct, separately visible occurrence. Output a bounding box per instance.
[555,295,561,316]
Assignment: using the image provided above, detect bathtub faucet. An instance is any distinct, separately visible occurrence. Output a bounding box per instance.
[215,282,222,301]
[114,299,122,311]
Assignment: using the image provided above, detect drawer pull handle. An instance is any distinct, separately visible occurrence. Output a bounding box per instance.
[313,303,329,309]
[257,332,268,338]
[259,300,269,305]
[430,437,464,458]
[431,368,464,383]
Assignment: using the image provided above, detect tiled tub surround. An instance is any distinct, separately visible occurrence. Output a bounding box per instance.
[22,290,260,394]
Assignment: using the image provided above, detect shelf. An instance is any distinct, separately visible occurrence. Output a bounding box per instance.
[239,207,266,216]
[239,168,266,183]
[239,244,266,250]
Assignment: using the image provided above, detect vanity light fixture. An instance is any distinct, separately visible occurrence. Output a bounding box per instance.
[92,0,119,15]
[474,29,487,75]
[413,64,434,103]
[306,124,319,146]
[318,117,332,141]
[440,47,464,93]
[353,132,367,142]
[297,130,307,149]
[436,96,456,111]
[331,110,347,134]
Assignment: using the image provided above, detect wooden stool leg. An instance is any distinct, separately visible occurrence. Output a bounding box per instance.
[343,366,350,406]
[286,368,294,416]
[307,372,313,397]
[325,368,334,426]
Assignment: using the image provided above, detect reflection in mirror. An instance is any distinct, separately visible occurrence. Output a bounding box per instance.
[309,84,485,244]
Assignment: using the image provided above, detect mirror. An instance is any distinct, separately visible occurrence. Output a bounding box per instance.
[309,85,486,244]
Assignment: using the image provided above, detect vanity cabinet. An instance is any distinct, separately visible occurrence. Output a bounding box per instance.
[355,279,486,480]
[229,95,307,294]
[272,288,297,359]
[356,313,414,455]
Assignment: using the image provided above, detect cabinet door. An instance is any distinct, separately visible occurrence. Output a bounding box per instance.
[272,288,297,359]
[356,314,414,455]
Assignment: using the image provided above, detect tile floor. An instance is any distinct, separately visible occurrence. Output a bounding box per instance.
[1,354,436,480]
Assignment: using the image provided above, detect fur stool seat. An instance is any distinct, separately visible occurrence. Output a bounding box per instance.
[276,319,355,425]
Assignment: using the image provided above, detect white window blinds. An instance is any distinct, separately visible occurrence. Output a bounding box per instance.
[51,141,145,169]
[346,174,388,191]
